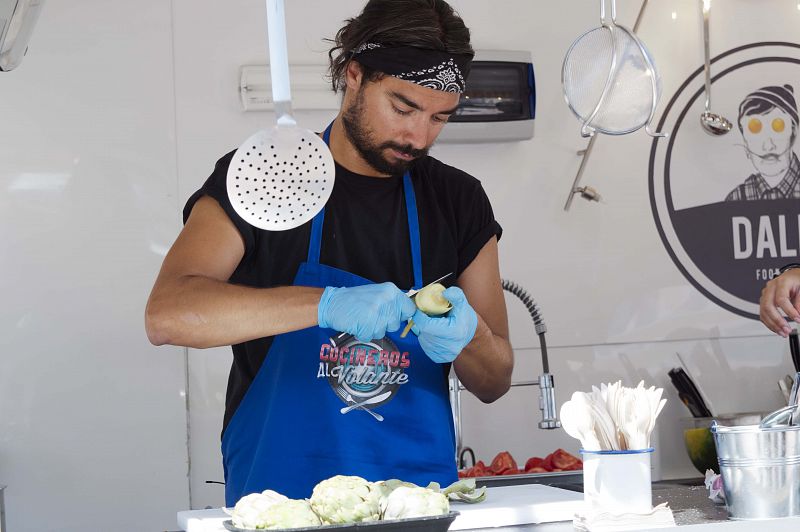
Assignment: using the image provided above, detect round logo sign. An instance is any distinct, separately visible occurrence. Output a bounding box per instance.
[650,42,800,320]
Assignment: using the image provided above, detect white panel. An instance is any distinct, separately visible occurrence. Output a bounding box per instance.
[0,1,188,531]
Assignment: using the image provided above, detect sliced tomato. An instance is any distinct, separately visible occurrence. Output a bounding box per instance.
[550,448,581,470]
[526,466,548,473]
[541,452,556,471]
[501,468,522,475]
[473,460,491,477]
[490,451,518,475]
[524,456,546,471]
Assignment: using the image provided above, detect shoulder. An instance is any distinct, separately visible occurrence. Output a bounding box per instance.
[412,155,485,195]
[210,149,239,179]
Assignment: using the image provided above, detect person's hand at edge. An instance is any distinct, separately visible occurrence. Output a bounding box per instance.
[760,268,800,337]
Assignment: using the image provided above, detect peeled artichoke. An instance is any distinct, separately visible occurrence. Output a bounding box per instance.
[413,283,452,315]
[400,283,452,338]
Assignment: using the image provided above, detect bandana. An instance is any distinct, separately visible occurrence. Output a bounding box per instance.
[352,43,472,93]
[739,84,799,127]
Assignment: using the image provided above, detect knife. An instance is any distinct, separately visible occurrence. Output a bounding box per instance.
[406,272,453,298]
[789,330,800,372]
[668,367,713,418]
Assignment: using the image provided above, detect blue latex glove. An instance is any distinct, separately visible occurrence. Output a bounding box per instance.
[411,286,478,363]
[318,282,417,342]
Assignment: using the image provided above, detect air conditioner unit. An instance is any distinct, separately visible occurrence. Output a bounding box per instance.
[239,64,339,111]
[0,0,45,72]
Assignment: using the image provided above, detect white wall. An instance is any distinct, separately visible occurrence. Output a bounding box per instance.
[1,0,798,530]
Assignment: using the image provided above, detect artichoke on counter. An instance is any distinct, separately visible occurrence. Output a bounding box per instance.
[380,486,449,519]
[230,490,288,529]
[258,499,321,529]
[309,475,382,524]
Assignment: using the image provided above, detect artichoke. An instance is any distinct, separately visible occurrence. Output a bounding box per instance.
[230,491,287,529]
[401,283,453,338]
[259,499,321,529]
[373,479,419,509]
[380,486,450,519]
[310,475,382,524]
[414,283,452,315]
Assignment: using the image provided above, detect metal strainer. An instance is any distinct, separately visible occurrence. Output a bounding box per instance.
[226,0,335,231]
[562,0,667,138]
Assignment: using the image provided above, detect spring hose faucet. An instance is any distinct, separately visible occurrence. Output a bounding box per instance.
[501,280,561,430]
[450,279,560,469]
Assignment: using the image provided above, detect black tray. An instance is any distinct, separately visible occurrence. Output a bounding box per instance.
[222,511,459,532]
[472,470,583,489]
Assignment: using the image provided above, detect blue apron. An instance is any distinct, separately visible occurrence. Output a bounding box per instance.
[221,122,457,504]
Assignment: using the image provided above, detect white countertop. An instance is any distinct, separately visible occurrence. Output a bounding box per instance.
[176,483,800,532]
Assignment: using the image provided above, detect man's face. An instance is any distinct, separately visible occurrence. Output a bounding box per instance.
[341,68,460,176]
[740,107,796,178]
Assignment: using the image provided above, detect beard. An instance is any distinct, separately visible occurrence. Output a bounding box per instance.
[341,88,429,176]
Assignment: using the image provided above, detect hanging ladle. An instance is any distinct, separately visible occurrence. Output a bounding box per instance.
[699,0,732,135]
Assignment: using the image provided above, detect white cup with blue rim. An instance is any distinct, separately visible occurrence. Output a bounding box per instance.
[580,448,654,514]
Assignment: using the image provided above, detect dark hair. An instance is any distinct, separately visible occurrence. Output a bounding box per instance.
[326,0,473,93]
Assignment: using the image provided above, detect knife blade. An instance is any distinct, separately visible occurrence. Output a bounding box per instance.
[789,330,800,372]
[406,272,453,298]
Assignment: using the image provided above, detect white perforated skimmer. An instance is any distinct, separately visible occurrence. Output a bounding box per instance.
[226,0,334,231]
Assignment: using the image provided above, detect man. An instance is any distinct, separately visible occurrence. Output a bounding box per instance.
[726,84,800,201]
[145,0,513,505]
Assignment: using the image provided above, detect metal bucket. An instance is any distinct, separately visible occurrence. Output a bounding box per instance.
[711,422,800,519]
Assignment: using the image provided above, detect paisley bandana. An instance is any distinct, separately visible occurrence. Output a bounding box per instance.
[352,43,472,94]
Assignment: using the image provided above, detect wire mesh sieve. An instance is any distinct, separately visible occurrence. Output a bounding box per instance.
[562,0,667,138]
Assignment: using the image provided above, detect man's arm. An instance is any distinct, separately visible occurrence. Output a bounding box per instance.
[453,236,514,403]
[145,195,323,348]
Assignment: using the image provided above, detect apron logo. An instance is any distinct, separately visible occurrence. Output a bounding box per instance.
[317,334,410,421]
[650,42,800,319]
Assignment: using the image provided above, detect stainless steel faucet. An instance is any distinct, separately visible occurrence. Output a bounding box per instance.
[450,279,560,468]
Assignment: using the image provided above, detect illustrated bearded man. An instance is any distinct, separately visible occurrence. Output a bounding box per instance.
[726,84,800,201]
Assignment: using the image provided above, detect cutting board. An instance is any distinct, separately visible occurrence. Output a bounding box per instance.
[177,484,583,531]
[450,484,583,530]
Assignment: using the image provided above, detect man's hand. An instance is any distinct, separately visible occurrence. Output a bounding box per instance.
[760,269,800,337]
[318,282,417,342]
[411,286,478,363]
